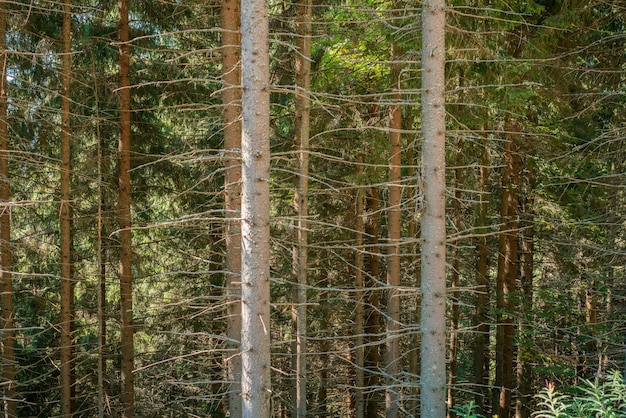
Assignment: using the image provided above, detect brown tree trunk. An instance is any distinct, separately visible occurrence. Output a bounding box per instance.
[0,3,16,416]
[60,1,75,415]
[385,41,402,418]
[447,138,463,418]
[240,0,271,413]
[494,125,520,418]
[354,155,365,418]
[293,0,312,415]
[473,134,490,416]
[516,164,534,418]
[118,0,134,415]
[221,0,242,415]
[364,187,381,418]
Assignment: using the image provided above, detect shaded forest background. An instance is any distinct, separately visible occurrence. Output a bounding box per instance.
[0,0,624,417]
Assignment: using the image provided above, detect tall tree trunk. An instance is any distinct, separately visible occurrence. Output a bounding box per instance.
[516,164,534,418]
[494,125,520,418]
[317,274,329,418]
[118,0,134,415]
[385,41,402,418]
[364,187,381,418]
[60,1,75,415]
[240,0,271,413]
[447,138,463,418]
[0,3,16,416]
[473,134,490,416]
[293,0,312,415]
[354,155,365,418]
[221,0,242,415]
[420,0,447,416]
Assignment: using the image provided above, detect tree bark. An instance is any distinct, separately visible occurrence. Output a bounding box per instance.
[60,1,75,415]
[385,40,402,418]
[420,0,447,416]
[221,0,242,415]
[118,0,134,415]
[0,3,16,416]
[354,155,365,418]
[240,0,271,414]
[293,0,312,415]
[364,187,381,418]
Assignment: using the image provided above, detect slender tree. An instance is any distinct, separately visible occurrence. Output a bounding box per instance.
[60,0,75,415]
[221,0,242,414]
[354,155,366,418]
[385,40,402,418]
[293,0,312,415]
[240,0,271,413]
[118,0,134,415]
[419,0,447,416]
[0,2,16,416]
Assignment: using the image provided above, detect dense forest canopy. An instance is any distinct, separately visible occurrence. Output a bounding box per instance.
[0,0,624,417]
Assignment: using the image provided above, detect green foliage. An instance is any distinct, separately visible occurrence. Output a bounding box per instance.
[534,371,626,418]
[451,401,486,418]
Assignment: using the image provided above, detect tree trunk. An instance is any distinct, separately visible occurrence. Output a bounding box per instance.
[385,40,402,418]
[0,3,16,416]
[495,125,520,418]
[221,0,242,415]
[447,138,463,418]
[240,0,271,413]
[516,164,534,418]
[420,0,447,416]
[60,1,75,415]
[473,133,490,416]
[364,187,381,418]
[293,0,312,415]
[354,155,365,418]
[118,0,134,415]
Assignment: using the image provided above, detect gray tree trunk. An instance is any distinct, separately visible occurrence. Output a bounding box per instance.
[419,0,447,416]
[241,0,271,414]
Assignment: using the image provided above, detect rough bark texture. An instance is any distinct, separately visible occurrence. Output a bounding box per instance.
[354,157,365,418]
[221,0,243,415]
[364,187,381,418]
[293,0,312,415]
[118,0,134,415]
[0,3,16,416]
[240,0,271,414]
[60,1,75,415]
[385,41,402,418]
[419,0,447,416]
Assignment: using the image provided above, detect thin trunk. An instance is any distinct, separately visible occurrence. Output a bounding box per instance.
[240,0,271,413]
[354,155,365,418]
[385,41,402,418]
[0,3,16,416]
[516,165,534,418]
[420,0,447,416]
[293,0,312,415]
[118,0,134,415]
[495,127,520,418]
[317,276,329,418]
[447,139,463,418]
[473,134,490,416]
[221,0,242,415]
[364,187,381,418]
[60,1,75,415]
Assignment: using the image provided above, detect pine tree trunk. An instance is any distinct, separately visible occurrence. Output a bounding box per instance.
[293,0,312,415]
[385,40,402,418]
[0,3,16,416]
[364,187,381,418]
[354,156,365,418]
[118,0,134,415]
[60,1,75,415]
[240,0,271,413]
[420,0,447,416]
[473,134,490,416]
[447,139,463,418]
[221,0,243,415]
